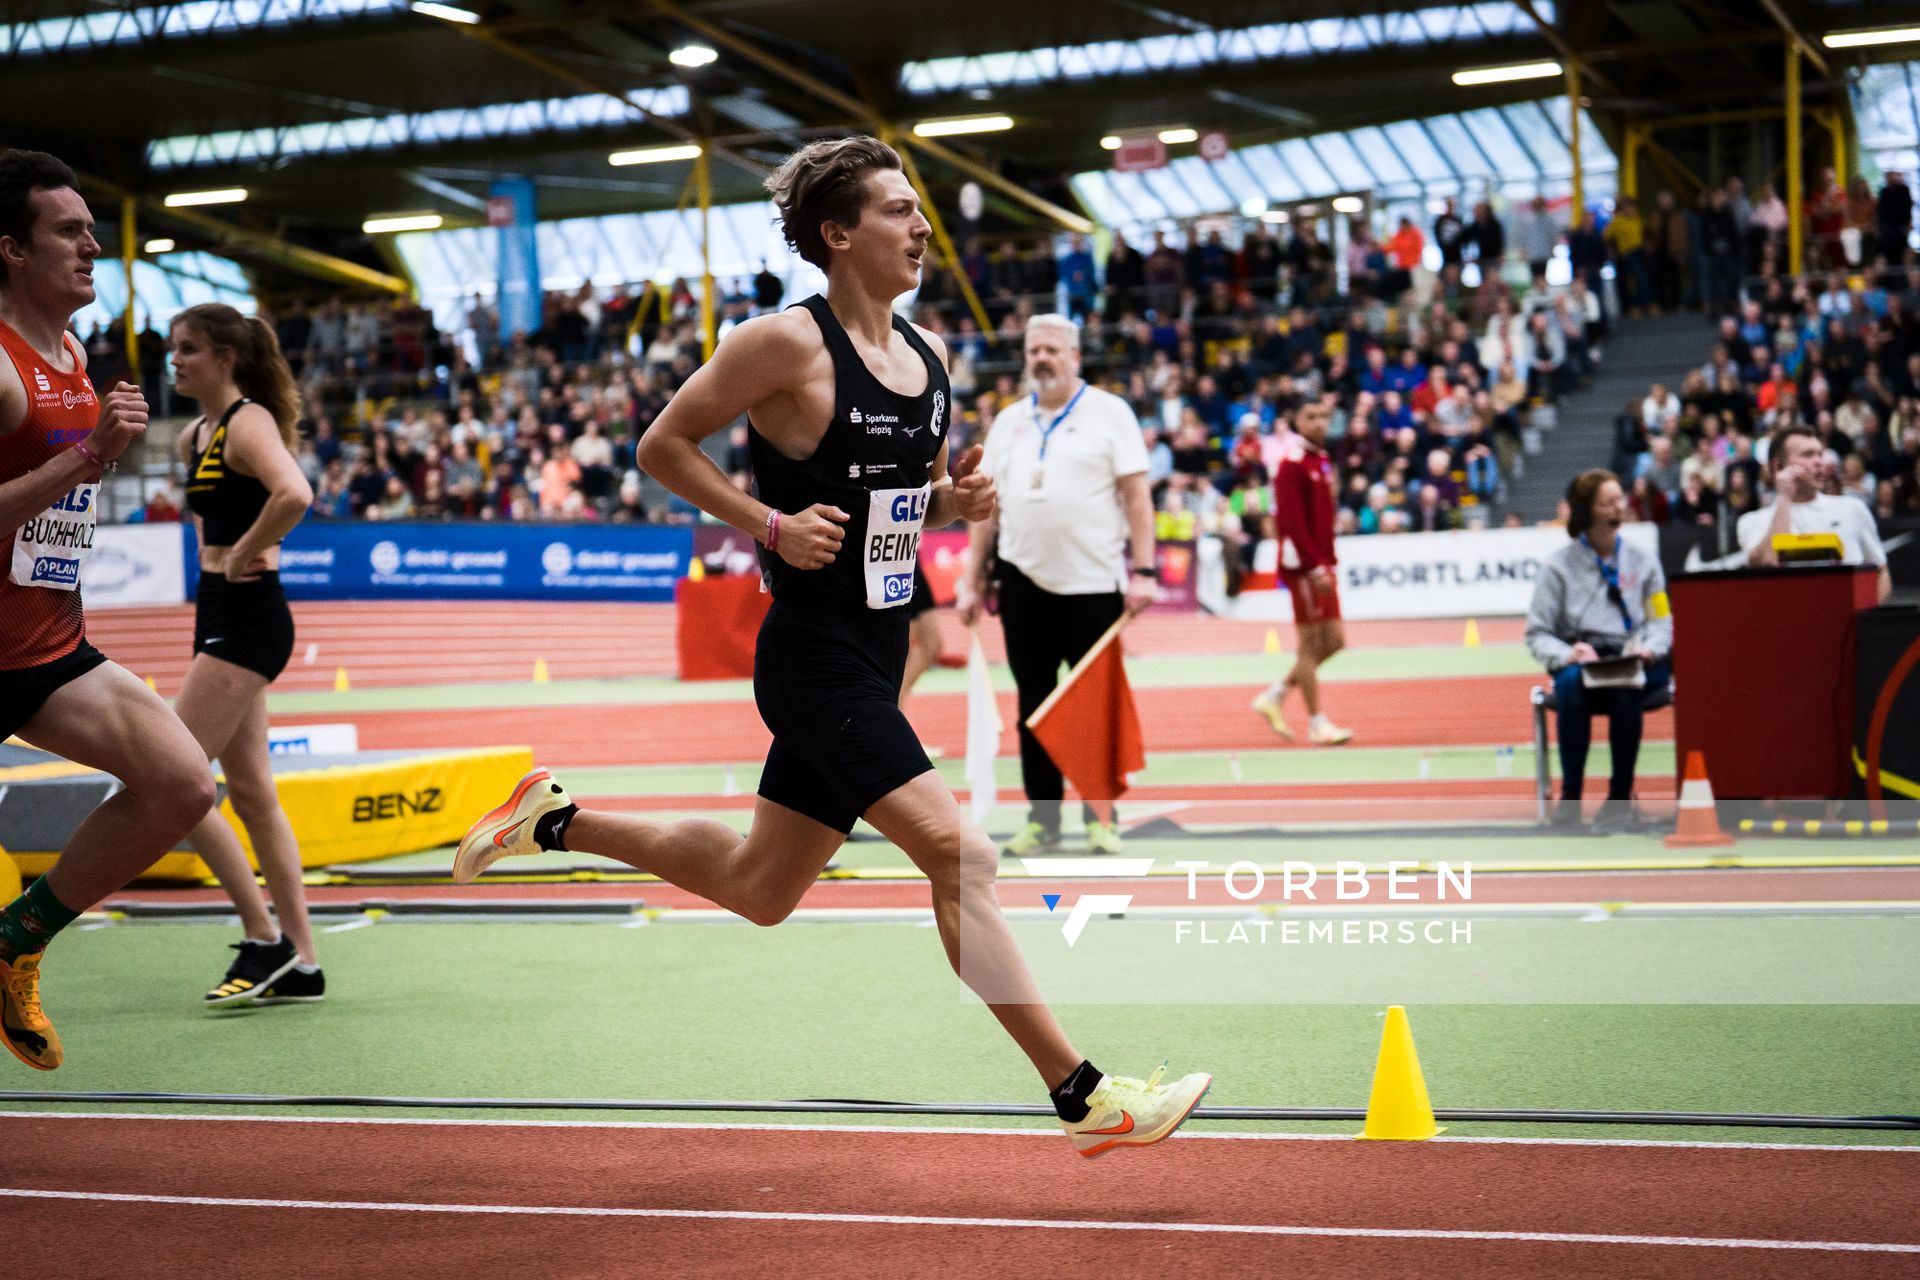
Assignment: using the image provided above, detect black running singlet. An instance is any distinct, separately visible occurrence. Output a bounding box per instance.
[749,295,950,611]
[185,398,273,547]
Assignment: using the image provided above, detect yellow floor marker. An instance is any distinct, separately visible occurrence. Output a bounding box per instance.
[1462,618,1481,648]
[1359,1005,1443,1140]
[1263,629,1281,656]
[333,666,351,693]
[533,658,550,684]
[144,676,158,692]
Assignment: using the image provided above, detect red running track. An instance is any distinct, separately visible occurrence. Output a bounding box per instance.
[0,1115,1913,1278]
[327,675,1669,768]
[103,868,1920,916]
[84,603,1526,697]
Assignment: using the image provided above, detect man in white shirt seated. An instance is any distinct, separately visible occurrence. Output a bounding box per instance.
[1737,423,1891,602]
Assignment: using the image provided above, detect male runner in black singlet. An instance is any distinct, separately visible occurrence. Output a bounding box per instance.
[456,137,1209,1156]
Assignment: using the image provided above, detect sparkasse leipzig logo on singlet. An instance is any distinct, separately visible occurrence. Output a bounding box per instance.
[31,366,94,415]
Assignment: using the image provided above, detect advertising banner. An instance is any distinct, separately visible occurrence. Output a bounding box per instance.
[249,521,692,602]
[81,522,188,608]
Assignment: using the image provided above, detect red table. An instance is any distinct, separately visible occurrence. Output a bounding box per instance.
[1669,565,1880,801]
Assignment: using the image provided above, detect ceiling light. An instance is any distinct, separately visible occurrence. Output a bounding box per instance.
[410,1,481,23]
[362,213,444,234]
[669,43,718,67]
[163,188,247,207]
[1239,196,1267,218]
[143,238,175,253]
[1261,210,1291,224]
[912,115,1013,138]
[1100,135,1123,150]
[1157,127,1199,144]
[1822,26,1920,48]
[1451,60,1562,86]
[1332,196,1364,214]
[609,143,703,166]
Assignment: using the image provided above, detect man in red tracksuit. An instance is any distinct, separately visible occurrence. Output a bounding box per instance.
[1252,399,1353,744]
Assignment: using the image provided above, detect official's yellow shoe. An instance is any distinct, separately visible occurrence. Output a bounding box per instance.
[1086,820,1124,856]
[454,767,573,884]
[1251,691,1295,741]
[1,952,62,1071]
[1000,821,1062,859]
[1062,1063,1211,1158]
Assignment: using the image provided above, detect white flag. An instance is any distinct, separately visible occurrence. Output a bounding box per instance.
[964,631,1001,826]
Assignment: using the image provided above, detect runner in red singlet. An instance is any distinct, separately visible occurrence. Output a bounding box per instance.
[0,150,217,1070]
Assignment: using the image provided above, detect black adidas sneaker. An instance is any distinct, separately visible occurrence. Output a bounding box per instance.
[255,966,326,1005]
[204,936,298,1007]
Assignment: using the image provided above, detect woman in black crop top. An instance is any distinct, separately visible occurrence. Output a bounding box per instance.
[169,303,324,1007]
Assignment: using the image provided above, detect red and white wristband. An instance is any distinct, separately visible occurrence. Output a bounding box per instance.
[764,508,781,551]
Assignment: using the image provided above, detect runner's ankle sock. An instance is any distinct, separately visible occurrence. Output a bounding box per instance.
[1310,713,1332,733]
[533,804,579,852]
[293,963,322,975]
[1049,1059,1105,1123]
[0,876,84,963]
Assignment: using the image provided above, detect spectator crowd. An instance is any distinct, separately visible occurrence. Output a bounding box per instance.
[91,168,1918,540]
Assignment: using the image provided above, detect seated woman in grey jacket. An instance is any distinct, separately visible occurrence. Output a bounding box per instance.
[1525,469,1673,831]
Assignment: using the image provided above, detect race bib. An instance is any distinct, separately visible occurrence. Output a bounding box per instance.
[864,484,930,610]
[9,483,97,591]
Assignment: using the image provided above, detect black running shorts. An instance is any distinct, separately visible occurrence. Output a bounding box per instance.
[0,639,109,741]
[753,597,935,834]
[194,570,295,682]
[907,561,935,620]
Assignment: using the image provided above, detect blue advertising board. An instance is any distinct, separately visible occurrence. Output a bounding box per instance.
[183,522,692,603]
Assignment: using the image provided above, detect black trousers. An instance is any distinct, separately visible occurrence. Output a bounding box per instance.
[997,561,1124,830]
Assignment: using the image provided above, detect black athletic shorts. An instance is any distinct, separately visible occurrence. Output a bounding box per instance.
[907,561,935,620]
[753,596,934,834]
[194,570,295,682]
[0,640,109,741]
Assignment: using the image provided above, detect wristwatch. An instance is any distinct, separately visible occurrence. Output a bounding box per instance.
[1131,566,1157,578]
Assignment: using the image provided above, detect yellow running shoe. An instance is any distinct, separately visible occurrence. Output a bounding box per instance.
[1086,820,1124,856]
[1061,1063,1211,1158]
[1,952,62,1071]
[454,767,574,884]
[1251,691,1295,741]
[1308,718,1354,746]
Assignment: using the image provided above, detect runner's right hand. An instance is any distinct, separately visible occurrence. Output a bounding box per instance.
[85,382,149,462]
[777,503,848,569]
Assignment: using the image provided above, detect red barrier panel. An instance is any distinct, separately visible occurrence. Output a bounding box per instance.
[676,573,769,681]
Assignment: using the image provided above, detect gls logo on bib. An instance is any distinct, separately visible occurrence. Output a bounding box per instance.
[863,484,930,610]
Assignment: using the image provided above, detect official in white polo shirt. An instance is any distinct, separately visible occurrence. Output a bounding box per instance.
[1739,422,1891,603]
[957,314,1157,857]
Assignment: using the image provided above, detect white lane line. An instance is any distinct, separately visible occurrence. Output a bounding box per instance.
[0,1110,1916,1152]
[1,1187,1913,1252]
[321,917,374,934]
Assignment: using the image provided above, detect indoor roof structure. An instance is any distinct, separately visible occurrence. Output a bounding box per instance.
[6,0,1918,298]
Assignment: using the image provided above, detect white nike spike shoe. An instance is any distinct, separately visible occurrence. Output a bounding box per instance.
[453,767,573,884]
[1061,1063,1213,1158]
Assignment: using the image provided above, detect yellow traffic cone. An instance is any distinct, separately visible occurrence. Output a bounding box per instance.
[1264,628,1281,656]
[145,675,158,692]
[1358,1005,1443,1140]
[1463,618,1481,648]
[533,658,550,684]
[687,558,706,582]
[333,666,351,693]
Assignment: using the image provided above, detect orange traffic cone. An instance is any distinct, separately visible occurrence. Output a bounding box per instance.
[1665,751,1734,848]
